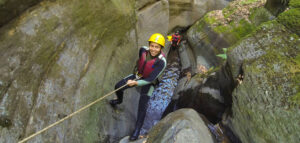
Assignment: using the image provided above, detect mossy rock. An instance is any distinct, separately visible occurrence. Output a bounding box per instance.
[227,19,300,143]
[147,109,215,143]
[277,8,300,35]
[203,12,256,45]
[249,7,274,26]
[289,0,300,8]
[197,0,268,46]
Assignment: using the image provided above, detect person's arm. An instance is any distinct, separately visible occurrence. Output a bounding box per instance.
[177,36,181,45]
[136,58,167,86]
[139,46,148,57]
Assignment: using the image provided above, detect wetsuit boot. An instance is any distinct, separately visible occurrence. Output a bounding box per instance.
[109,79,126,107]
[109,99,122,107]
[129,94,150,141]
[129,126,141,141]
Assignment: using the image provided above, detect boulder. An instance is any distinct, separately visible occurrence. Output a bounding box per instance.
[226,20,300,143]
[147,108,216,143]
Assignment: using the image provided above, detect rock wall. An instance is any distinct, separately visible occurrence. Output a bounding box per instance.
[0,0,43,27]
[136,0,169,48]
[0,0,137,142]
[168,0,229,32]
[224,0,300,142]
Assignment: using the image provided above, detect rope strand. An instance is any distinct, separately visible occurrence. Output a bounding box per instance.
[18,81,132,143]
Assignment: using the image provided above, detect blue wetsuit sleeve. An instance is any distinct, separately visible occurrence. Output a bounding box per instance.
[136,58,167,86]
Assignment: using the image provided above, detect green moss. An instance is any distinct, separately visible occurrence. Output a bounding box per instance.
[289,0,300,8]
[277,8,300,35]
[288,92,300,106]
[249,7,273,26]
[69,0,136,142]
[240,0,259,5]
[232,19,256,39]
[212,19,255,44]
[71,0,134,40]
[214,25,230,33]
[195,19,206,33]
[203,14,218,25]
[295,54,300,65]
[248,42,300,105]
[222,6,236,18]
[0,0,8,5]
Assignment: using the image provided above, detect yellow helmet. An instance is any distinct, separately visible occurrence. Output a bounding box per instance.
[148,33,165,47]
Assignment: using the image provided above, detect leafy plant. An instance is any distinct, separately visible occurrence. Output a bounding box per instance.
[216,48,228,60]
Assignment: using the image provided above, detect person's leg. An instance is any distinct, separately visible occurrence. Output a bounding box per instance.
[129,84,154,141]
[109,74,136,107]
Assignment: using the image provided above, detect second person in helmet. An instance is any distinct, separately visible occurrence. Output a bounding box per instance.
[109,33,167,141]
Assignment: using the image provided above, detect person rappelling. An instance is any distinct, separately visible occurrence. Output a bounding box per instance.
[109,33,167,141]
[171,30,181,50]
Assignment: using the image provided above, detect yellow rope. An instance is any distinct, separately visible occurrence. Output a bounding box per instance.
[18,83,130,143]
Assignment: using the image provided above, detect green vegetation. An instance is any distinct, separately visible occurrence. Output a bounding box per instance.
[203,14,218,25]
[212,19,256,44]
[240,0,259,5]
[289,0,300,8]
[222,6,235,18]
[289,91,300,106]
[277,8,300,35]
[194,66,221,81]
[216,48,228,60]
[249,7,273,26]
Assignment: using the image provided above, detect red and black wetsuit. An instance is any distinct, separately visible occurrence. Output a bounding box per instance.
[113,46,167,136]
[171,33,181,49]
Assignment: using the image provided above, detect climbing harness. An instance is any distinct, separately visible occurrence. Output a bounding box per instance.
[18,80,134,143]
